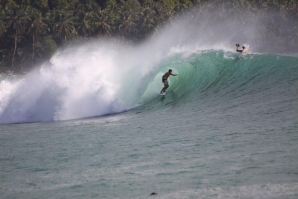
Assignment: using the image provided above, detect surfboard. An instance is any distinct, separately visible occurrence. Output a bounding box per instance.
[158,92,166,96]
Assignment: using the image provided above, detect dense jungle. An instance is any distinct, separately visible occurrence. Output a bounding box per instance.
[0,0,298,74]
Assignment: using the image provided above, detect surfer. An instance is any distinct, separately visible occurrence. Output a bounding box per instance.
[160,69,177,94]
[236,44,246,53]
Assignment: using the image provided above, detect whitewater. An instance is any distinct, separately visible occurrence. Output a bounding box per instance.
[1,8,298,199]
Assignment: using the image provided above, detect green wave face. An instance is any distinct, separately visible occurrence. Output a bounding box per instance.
[137,51,298,112]
[1,46,297,124]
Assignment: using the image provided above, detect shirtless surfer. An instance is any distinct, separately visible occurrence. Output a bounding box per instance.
[236,44,246,53]
[160,69,177,94]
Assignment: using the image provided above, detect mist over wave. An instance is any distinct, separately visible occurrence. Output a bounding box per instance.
[0,7,296,124]
[0,41,159,123]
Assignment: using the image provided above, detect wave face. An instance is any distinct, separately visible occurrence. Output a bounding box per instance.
[139,51,298,111]
[1,47,297,124]
[0,7,298,124]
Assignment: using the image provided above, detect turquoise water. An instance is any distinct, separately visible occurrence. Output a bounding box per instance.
[1,49,298,198]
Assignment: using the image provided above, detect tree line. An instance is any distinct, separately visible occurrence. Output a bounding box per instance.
[0,0,298,73]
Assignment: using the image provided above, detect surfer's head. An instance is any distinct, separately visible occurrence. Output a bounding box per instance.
[242,46,245,49]
[169,69,172,73]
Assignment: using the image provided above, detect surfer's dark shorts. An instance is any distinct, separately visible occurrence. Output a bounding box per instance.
[162,79,168,84]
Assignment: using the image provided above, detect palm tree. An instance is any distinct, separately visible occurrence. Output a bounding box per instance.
[139,6,156,37]
[54,11,76,41]
[116,1,142,38]
[5,8,30,68]
[75,12,94,37]
[118,10,137,37]
[27,11,47,61]
[93,10,112,36]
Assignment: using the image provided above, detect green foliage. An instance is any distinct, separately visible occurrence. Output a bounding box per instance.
[38,36,57,59]
[0,0,298,73]
[32,0,49,11]
[48,0,68,9]
[105,0,117,9]
[2,0,18,9]
[75,12,94,37]
[53,11,76,41]
[158,0,179,10]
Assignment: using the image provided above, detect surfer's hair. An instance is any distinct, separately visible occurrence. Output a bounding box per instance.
[169,69,172,72]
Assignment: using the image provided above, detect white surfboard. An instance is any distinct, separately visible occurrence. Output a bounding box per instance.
[158,92,166,96]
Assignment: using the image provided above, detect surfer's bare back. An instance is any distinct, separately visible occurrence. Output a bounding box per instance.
[160,69,177,94]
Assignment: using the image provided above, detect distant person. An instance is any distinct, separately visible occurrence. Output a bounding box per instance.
[160,69,177,94]
[236,43,246,53]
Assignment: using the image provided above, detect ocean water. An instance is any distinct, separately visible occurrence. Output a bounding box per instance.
[1,49,298,199]
[1,10,298,199]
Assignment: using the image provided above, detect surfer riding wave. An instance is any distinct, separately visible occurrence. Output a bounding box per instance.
[160,69,177,94]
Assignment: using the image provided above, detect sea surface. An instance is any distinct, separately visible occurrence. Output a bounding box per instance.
[1,48,298,199]
[1,8,298,197]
